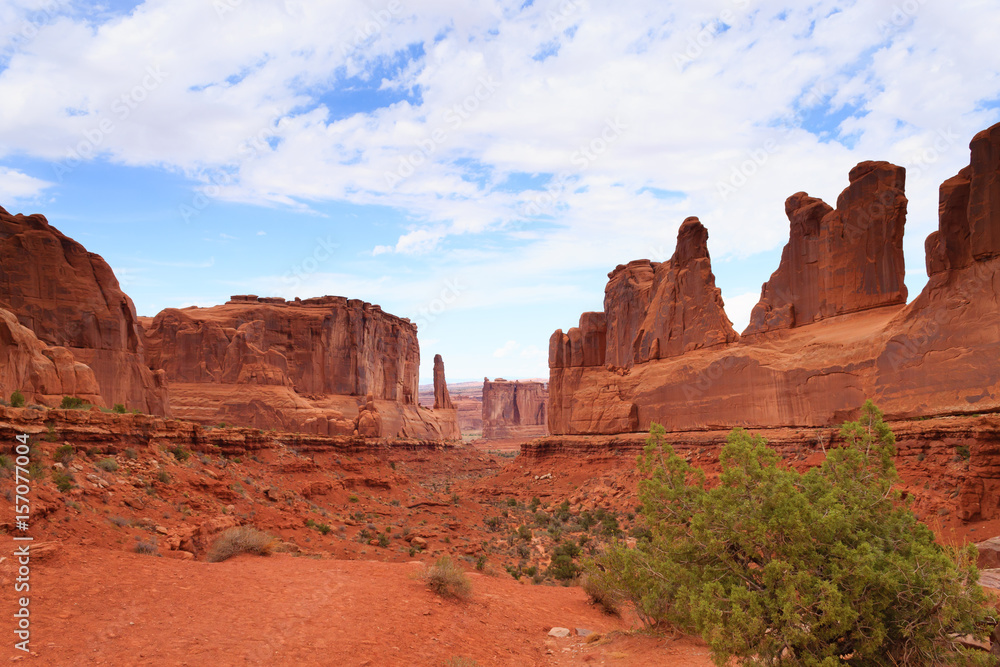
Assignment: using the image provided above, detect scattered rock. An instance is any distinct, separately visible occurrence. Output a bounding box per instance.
[548,627,571,638]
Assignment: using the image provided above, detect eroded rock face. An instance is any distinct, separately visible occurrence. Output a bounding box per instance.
[632,217,738,363]
[0,207,169,414]
[145,296,419,402]
[0,308,102,405]
[744,161,908,336]
[433,354,454,410]
[143,295,459,440]
[482,378,547,440]
[547,128,1000,435]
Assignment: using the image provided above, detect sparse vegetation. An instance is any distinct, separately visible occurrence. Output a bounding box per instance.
[60,396,88,410]
[9,390,25,408]
[96,458,119,472]
[168,445,191,462]
[52,470,75,492]
[422,555,471,600]
[54,443,75,464]
[124,447,138,460]
[112,403,127,414]
[206,526,275,563]
[134,538,159,555]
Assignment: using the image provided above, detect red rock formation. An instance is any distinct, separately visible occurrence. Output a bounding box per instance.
[547,127,1000,436]
[632,217,738,362]
[481,378,548,440]
[433,354,454,409]
[0,207,169,414]
[744,162,908,336]
[0,308,102,405]
[143,295,459,440]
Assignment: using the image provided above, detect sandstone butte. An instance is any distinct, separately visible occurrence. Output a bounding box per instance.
[0,207,169,415]
[0,209,458,440]
[481,378,548,441]
[549,122,1000,436]
[140,296,460,440]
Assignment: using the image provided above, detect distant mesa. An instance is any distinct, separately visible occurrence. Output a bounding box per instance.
[142,294,460,440]
[482,378,548,441]
[548,122,1000,435]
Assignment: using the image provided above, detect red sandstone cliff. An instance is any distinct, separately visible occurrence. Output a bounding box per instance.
[744,161,908,336]
[0,207,169,414]
[548,123,1000,435]
[143,296,459,440]
[481,378,548,441]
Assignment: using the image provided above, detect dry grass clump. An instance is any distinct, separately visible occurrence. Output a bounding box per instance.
[206,526,276,563]
[422,556,471,600]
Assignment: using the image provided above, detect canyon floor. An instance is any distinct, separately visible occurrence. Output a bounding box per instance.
[3,414,999,665]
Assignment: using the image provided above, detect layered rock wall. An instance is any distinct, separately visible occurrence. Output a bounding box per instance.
[0,208,169,414]
[143,296,459,440]
[482,379,548,440]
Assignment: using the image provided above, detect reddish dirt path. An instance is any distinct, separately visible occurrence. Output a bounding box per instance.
[1,545,713,666]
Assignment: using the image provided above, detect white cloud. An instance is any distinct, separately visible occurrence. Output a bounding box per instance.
[493,340,519,358]
[0,167,52,203]
[1,0,999,328]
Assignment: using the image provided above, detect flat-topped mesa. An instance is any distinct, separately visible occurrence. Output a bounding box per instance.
[144,296,420,403]
[744,161,908,336]
[432,354,454,410]
[0,208,169,414]
[550,217,736,372]
[482,378,548,440]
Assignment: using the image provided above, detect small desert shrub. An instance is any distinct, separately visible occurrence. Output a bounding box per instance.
[377,533,390,548]
[548,540,581,581]
[422,556,471,600]
[475,554,487,571]
[956,445,971,460]
[52,470,75,492]
[348,494,359,503]
[157,470,170,484]
[168,445,191,462]
[0,454,13,470]
[54,444,75,464]
[96,458,119,472]
[484,516,502,532]
[112,403,127,414]
[9,390,26,408]
[60,396,87,410]
[206,526,275,563]
[109,516,133,528]
[124,447,138,460]
[581,574,621,616]
[443,658,480,667]
[134,538,159,555]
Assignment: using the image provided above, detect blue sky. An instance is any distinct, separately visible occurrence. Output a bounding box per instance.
[1,0,999,383]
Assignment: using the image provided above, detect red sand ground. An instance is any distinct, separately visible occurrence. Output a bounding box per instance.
[0,546,712,666]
